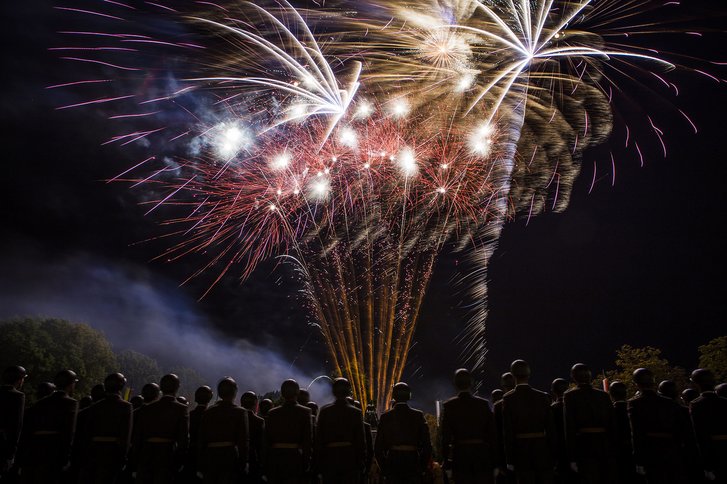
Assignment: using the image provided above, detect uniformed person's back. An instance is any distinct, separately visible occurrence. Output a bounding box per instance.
[79,373,133,484]
[628,368,691,484]
[374,382,432,484]
[501,359,556,484]
[0,366,27,480]
[315,379,365,484]
[134,373,189,484]
[440,368,497,484]
[264,379,312,484]
[179,385,212,483]
[563,364,615,484]
[259,399,273,420]
[198,378,248,484]
[240,391,265,484]
[658,379,701,483]
[494,372,516,484]
[607,381,634,484]
[689,369,727,483]
[20,369,78,484]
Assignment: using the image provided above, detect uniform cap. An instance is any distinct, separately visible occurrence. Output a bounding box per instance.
[54,369,79,388]
[510,360,531,380]
[332,378,351,399]
[551,378,569,397]
[240,390,257,410]
[392,382,411,402]
[632,368,655,388]
[690,369,716,392]
[281,379,300,400]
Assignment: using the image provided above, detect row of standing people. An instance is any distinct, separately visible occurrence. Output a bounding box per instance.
[447,361,727,484]
[2,360,727,484]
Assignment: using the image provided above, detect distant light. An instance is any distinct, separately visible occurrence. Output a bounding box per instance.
[309,178,331,200]
[455,72,476,92]
[355,100,373,119]
[390,98,410,118]
[293,188,300,195]
[440,163,449,170]
[214,123,250,159]
[338,127,358,147]
[363,162,370,169]
[437,187,447,194]
[289,104,307,119]
[468,122,494,157]
[270,152,291,171]
[276,188,282,196]
[396,147,417,177]
[324,167,330,174]
[269,203,277,211]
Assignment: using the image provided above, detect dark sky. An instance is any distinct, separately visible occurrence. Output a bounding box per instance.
[1,1,725,407]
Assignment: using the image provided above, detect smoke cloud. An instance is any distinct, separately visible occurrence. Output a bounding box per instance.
[0,243,334,403]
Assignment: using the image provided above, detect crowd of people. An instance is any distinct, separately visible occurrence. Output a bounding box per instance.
[0,359,726,484]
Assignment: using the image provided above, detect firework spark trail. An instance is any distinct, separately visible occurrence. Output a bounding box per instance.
[53,0,717,409]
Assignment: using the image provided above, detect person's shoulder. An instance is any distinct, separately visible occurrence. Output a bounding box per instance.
[319,402,336,414]
[406,406,425,419]
[379,408,395,421]
[296,403,312,416]
[470,394,491,408]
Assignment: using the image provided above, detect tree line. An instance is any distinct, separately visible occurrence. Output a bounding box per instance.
[1,317,725,402]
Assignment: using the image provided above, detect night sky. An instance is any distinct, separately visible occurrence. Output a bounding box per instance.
[1,1,726,408]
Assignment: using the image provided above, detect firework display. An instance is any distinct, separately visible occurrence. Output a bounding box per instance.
[54,0,710,409]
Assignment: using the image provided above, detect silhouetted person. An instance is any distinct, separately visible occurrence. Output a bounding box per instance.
[20,369,78,484]
[314,378,365,484]
[197,378,249,484]
[72,382,111,480]
[658,380,679,402]
[690,369,727,482]
[259,400,274,420]
[36,382,56,401]
[134,374,189,484]
[297,390,311,407]
[494,372,516,484]
[306,402,319,419]
[240,391,265,484]
[502,360,556,484]
[608,381,634,484]
[90,384,107,404]
[264,379,312,484]
[716,383,727,399]
[440,368,497,484]
[563,363,615,484]
[549,378,569,484]
[628,368,692,483]
[79,372,133,484]
[659,380,701,482]
[682,388,699,406]
[491,389,504,407]
[0,366,26,479]
[375,382,432,484]
[180,386,213,484]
